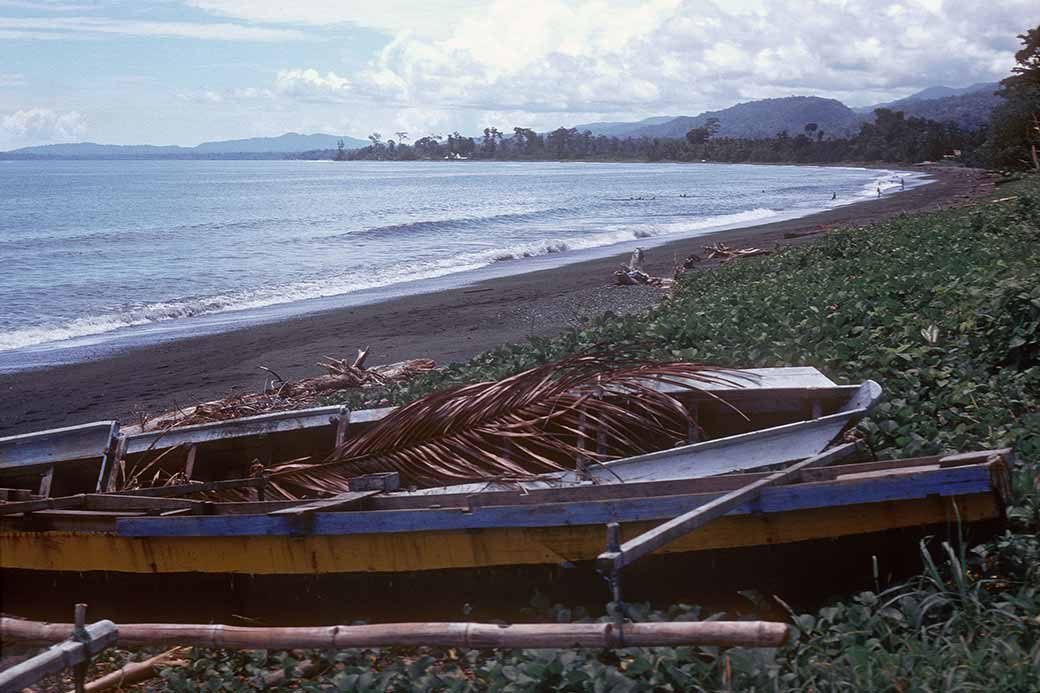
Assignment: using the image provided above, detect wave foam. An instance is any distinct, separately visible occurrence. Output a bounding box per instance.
[0,206,779,353]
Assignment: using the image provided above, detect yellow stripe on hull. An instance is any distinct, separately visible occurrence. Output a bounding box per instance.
[0,494,999,575]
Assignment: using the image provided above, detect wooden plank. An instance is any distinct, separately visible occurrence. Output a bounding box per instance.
[0,488,32,502]
[184,444,197,480]
[597,443,859,575]
[348,472,400,492]
[117,461,996,538]
[37,466,54,498]
[116,477,267,498]
[0,494,87,516]
[2,494,1002,575]
[83,494,200,513]
[122,406,394,456]
[0,421,117,471]
[939,448,1013,467]
[377,454,976,511]
[0,620,118,691]
[269,491,380,516]
[31,510,148,518]
[96,433,127,494]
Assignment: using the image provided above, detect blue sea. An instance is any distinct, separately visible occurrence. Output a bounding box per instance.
[0,160,926,371]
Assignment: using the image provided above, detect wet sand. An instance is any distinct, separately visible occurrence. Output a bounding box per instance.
[0,165,994,435]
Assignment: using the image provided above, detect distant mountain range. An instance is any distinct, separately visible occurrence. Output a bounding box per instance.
[1,132,369,159]
[567,83,1002,140]
[3,83,1005,159]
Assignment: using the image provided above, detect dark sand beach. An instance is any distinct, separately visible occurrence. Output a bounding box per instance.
[0,165,994,435]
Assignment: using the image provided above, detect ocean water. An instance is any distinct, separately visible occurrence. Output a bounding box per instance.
[0,160,925,370]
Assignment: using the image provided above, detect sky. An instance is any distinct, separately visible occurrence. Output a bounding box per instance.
[0,0,1033,149]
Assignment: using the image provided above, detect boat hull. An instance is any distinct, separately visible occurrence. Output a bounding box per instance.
[0,491,1001,575]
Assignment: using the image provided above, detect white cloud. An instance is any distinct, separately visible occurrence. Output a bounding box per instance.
[1,108,87,147]
[183,0,484,34]
[317,0,1030,119]
[274,68,352,101]
[0,17,306,41]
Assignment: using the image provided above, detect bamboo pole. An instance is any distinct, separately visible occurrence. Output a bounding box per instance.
[2,618,788,650]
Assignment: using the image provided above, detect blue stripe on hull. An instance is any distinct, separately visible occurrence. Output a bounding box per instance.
[117,465,992,538]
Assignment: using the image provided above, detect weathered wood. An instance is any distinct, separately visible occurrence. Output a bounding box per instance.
[71,647,187,692]
[97,434,127,494]
[597,443,860,575]
[38,466,55,498]
[0,494,87,516]
[0,421,118,472]
[0,488,33,501]
[116,477,267,498]
[333,408,350,448]
[0,620,118,692]
[268,491,380,516]
[82,495,200,513]
[0,617,787,650]
[73,603,88,693]
[348,472,400,492]
[117,457,1001,539]
[183,445,197,481]
[939,448,1013,467]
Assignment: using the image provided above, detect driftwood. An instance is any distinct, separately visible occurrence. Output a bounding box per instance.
[136,350,436,432]
[614,247,674,289]
[702,242,771,262]
[68,647,188,692]
[2,618,789,650]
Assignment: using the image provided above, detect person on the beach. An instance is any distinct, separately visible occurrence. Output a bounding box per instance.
[901,177,905,190]
[831,192,836,200]
[877,185,882,198]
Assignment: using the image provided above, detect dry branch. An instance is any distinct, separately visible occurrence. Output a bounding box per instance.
[68,647,188,692]
[264,353,745,495]
[2,618,789,650]
[133,352,436,433]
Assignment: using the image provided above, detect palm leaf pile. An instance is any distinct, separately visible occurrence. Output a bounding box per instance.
[263,353,747,498]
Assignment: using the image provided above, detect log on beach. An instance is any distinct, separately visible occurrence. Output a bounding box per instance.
[1,618,789,650]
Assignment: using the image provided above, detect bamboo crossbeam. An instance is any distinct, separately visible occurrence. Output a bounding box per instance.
[1,618,788,650]
[598,442,860,575]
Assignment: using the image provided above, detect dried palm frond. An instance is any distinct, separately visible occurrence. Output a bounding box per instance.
[265,352,749,497]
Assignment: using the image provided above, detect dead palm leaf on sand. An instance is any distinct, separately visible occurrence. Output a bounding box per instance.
[265,352,749,497]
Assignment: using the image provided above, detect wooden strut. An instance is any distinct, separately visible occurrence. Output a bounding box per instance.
[0,616,118,693]
[0,617,788,650]
[597,442,861,576]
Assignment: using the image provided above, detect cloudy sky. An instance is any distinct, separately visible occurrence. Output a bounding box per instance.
[0,0,1032,149]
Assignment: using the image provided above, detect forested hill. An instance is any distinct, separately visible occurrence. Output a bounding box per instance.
[625,97,863,139]
[569,87,1004,139]
[879,90,1001,131]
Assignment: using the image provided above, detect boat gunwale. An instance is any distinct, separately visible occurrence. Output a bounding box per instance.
[105,456,1008,539]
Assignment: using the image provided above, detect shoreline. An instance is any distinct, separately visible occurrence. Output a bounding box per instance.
[0,164,993,435]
